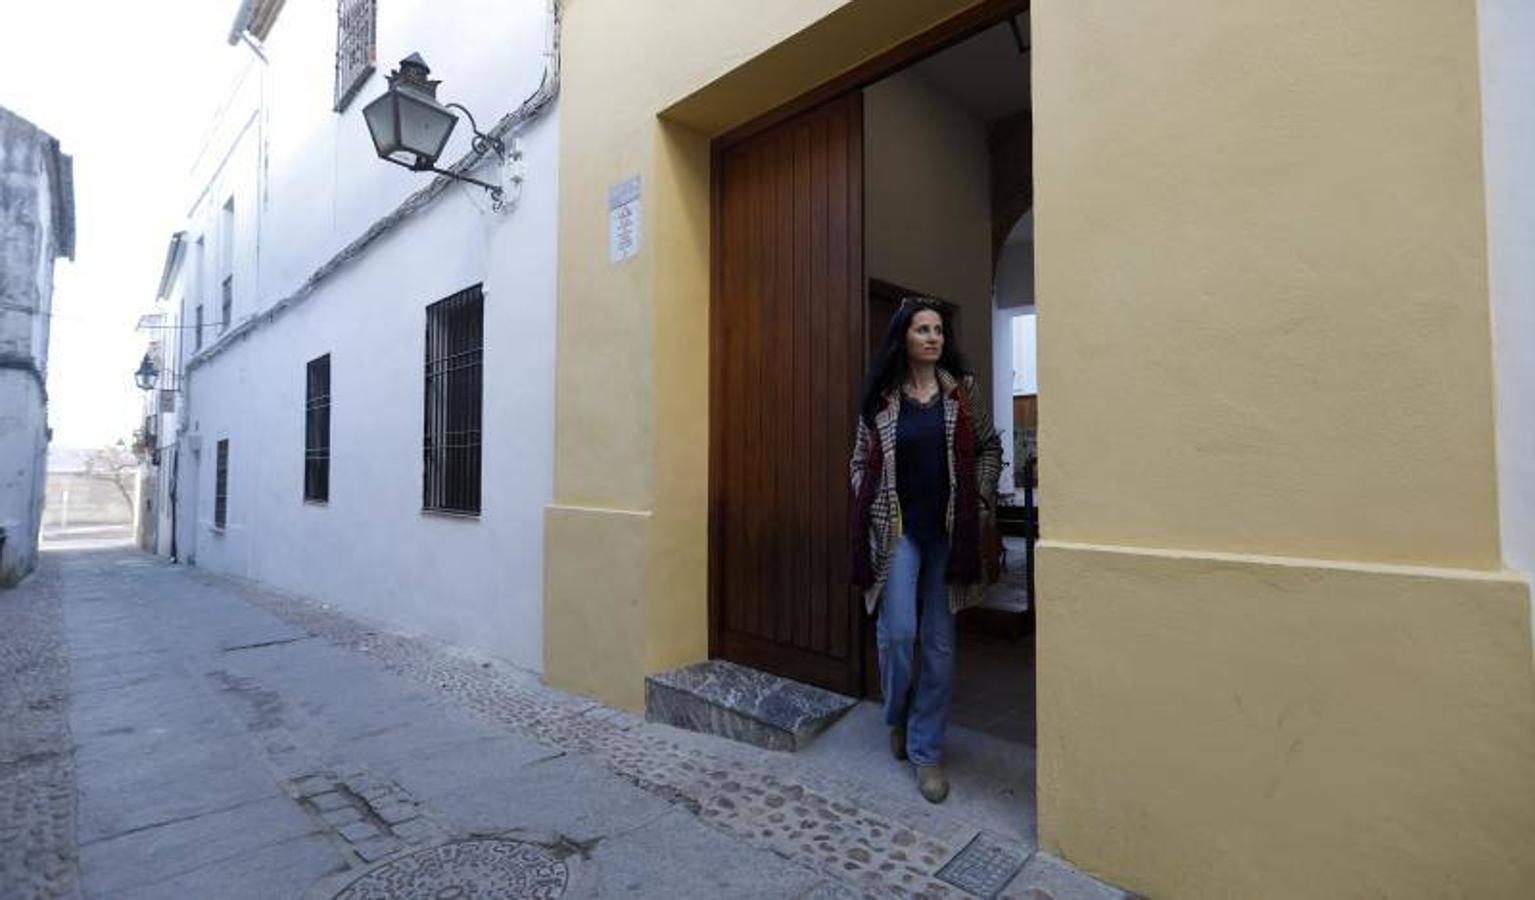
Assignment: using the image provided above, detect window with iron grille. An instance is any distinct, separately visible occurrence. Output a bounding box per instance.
[214,439,230,529]
[333,0,377,112]
[305,355,331,502]
[422,285,483,515]
[219,198,234,332]
[195,304,204,350]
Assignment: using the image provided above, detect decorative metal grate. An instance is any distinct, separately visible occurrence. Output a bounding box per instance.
[935,833,1027,898]
[305,354,331,502]
[334,0,377,112]
[215,439,230,529]
[220,276,233,334]
[422,285,483,515]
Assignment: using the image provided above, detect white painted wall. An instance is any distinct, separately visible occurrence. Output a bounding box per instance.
[0,376,47,583]
[994,211,1037,495]
[992,214,1037,494]
[168,0,558,671]
[1480,0,1535,576]
[0,109,67,584]
[1012,312,1037,395]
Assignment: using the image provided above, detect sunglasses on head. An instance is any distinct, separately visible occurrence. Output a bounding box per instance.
[898,296,943,312]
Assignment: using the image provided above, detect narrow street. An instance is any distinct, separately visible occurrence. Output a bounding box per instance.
[0,539,1125,899]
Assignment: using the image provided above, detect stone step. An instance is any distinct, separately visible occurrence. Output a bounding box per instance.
[644,660,858,752]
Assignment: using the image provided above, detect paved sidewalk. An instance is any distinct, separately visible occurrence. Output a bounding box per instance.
[1,544,1131,899]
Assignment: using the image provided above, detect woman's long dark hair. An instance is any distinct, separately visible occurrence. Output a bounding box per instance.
[858,297,971,425]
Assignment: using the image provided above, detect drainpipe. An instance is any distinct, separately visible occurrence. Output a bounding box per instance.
[169,445,179,563]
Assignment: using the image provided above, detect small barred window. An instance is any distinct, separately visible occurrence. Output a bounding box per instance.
[334,0,377,112]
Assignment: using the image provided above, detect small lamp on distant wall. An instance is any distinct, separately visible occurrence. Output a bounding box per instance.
[362,53,510,208]
[133,353,159,392]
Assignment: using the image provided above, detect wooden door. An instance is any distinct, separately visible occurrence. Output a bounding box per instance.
[710,92,865,695]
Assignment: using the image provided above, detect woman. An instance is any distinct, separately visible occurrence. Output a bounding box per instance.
[849,296,1002,804]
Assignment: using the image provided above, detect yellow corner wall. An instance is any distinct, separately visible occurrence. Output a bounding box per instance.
[1038,541,1535,898]
[1028,1,1535,895]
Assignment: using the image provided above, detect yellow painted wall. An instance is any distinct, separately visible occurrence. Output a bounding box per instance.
[544,504,649,710]
[1029,0,1535,896]
[552,0,1535,897]
[864,69,994,379]
[1033,0,1500,569]
[1038,542,1535,898]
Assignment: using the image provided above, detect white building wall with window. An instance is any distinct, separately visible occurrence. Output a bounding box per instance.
[164,0,558,672]
[0,108,72,586]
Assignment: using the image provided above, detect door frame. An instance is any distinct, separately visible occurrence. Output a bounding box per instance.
[707,0,1032,694]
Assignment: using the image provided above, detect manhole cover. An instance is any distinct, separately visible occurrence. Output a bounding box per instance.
[332,838,569,899]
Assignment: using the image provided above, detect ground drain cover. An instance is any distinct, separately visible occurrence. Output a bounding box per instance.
[332,838,569,899]
[935,833,1027,898]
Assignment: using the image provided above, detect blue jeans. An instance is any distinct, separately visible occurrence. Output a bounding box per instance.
[877,532,955,767]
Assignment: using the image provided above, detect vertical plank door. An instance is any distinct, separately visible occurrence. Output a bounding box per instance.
[710,92,865,695]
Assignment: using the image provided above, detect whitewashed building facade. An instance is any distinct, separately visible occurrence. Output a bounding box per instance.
[0,107,73,586]
[147,0,560,671]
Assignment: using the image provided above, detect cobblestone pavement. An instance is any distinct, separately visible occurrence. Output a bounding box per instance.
[0,558,81,900]
[1,544,1131,899]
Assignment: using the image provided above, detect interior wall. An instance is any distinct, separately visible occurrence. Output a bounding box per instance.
[863,69,994,382]
[991,304,1014,492]
[995,218,1035,493]
[994,220,1035,310]
[1480,0,1535,577]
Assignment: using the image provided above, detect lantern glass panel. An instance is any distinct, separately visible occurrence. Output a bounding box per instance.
[395,90,456,167]
[362,91,400,159]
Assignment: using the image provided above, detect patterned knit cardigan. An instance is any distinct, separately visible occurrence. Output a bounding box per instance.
[849,369,1003,615]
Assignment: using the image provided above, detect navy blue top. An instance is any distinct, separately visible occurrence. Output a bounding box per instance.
[896,393,949,542]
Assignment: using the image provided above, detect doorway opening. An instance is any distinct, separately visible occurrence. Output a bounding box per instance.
[708,4,1037,844]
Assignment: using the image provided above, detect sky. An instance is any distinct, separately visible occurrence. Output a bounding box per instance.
[1,1,245,451]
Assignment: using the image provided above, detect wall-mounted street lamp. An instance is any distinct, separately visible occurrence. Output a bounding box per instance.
[362,53,517,209]
[134,352,159,392]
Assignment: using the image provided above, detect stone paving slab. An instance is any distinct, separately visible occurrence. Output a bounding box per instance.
[349,835,403,864]
[114,832,344,900]
[320,806,363,828]
[78,795,322,896]
[389,816,444,846]
[368,734,558,797]
[336,821,383,844]
[418,751,680,843]
[73,740,278,846]
[591,807,828,898]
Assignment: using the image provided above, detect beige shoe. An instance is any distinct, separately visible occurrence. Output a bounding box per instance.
[916,764,949,804]
[890,728,907,761]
